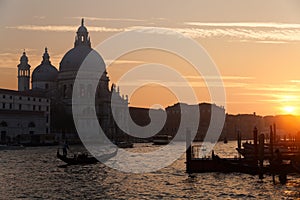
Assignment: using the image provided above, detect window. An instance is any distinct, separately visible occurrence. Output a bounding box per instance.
[46,106,49,111]
[38,106,41,111]
[33,98,36,101]
[0,121,7,127]
[28,97,30,101]
[9,96,12,99]
[2,103,5,109]
[28,122,35,128]
[39,99,41,102]
[46,115,49,123]
[33,105,35,111]
[2,95,5,99]
[9,103,12,109]
[19,104,22,110]
[46,128,49,134]
[19,96,21,100]
[45,83,49,89]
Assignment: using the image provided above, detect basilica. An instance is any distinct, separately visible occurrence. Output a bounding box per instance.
[0,19,128,145]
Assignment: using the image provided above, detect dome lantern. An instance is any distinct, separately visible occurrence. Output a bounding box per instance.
[42,47,50,65]
[74,18,91,47]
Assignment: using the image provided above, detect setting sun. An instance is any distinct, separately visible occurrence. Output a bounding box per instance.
[282,106,296,114]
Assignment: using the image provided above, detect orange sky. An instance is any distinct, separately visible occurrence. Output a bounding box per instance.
[1,0,300,116]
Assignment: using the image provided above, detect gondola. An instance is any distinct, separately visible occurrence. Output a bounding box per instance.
[57,148,118,165]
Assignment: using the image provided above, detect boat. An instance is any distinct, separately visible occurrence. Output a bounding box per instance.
[236,142,300,160]
[188,153,259,175]
[115,141,134,148]
[56,148,118,165]
[152,135,172,145]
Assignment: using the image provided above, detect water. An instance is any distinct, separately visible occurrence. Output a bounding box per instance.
[0,141,300,199]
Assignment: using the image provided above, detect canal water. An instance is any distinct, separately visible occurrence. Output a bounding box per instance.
[0,141,300,199]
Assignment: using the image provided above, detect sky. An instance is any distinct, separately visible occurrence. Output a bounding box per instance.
[1,0,300,116]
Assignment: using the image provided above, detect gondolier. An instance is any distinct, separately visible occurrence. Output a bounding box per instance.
[62,141,69,157]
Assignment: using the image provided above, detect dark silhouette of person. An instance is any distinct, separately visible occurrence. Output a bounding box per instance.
[62,141,69,157]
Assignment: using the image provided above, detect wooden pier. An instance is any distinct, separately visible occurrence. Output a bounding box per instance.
[186,126,300,184]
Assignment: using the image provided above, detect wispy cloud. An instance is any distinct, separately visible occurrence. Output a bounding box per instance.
[185,22,300,29]
[71,16,145,22]
[185,75,255,81]
[7,22,300,42]
[106,59,146,65]
[180,22,300,42]
[172,27,300,42]
[115,80,247,88]
[290,80,300,83]
[6,25,124,32]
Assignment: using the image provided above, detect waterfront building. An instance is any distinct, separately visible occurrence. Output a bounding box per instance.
[0,88,50,144]
[0,19,128,144]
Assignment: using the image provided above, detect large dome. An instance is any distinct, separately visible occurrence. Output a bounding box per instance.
[59,45,105,72]
[59,19,106,72]
[32,48,58,82]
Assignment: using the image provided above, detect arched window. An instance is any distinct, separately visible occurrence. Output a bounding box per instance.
[28,122,35,128]
[0,121,8,127]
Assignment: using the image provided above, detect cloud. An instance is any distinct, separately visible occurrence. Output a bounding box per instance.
[114,79,247,88]
[6,25,124,32]
[70,16,145,22]
[185,22,300,29]
[252,87,300,92]
[290,80,300,83]
[172,27,300,42]
[179,22,300,42]
[7,22,300,42]
[185,75,255,81]
[106,59,146,65]
[123,25,300,42]
[254,40,288,44]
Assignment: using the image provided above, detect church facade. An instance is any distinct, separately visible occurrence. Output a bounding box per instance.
[0,19,128,144]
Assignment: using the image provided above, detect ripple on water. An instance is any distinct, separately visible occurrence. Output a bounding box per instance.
[0,142,300,199]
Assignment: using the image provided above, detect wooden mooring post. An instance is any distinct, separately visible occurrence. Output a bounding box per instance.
[186,129,191,173]
[258,133,265,180]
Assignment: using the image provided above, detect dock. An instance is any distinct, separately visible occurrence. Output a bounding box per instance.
[186,126,300,184]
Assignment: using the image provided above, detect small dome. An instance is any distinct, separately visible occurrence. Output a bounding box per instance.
[32,48,58,82]
[20,51,28,63]
[18,51,30,70]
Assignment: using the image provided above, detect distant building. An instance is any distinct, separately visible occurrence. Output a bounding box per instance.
[162,103,226,141]
[129,103,226,141]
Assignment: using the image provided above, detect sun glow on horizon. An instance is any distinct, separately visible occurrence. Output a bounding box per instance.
[281,105,297,115]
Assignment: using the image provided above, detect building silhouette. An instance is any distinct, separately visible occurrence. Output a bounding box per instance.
[0,19,128,144]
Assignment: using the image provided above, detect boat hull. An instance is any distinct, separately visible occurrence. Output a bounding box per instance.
[57,149,118,165]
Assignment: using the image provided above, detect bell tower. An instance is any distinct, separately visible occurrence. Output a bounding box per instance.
[17,51,31,91]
